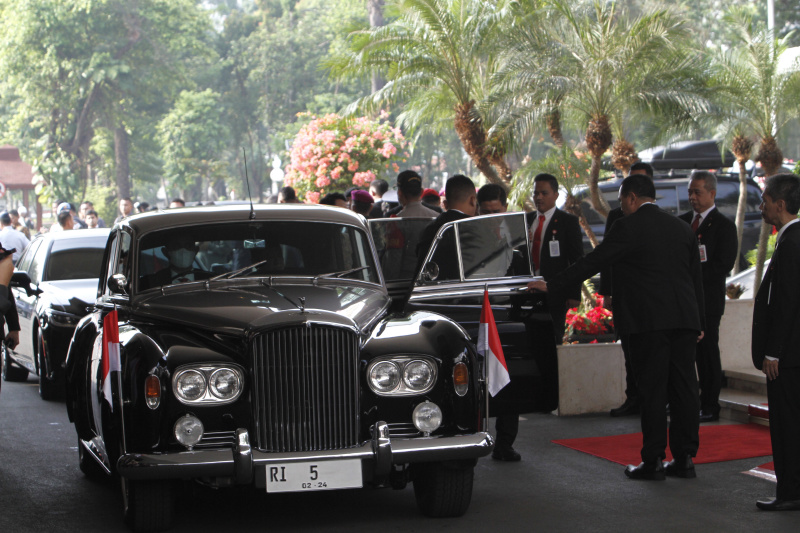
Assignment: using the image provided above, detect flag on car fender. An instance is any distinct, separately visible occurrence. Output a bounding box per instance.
[478,290,510,396]
[101,309,121,411]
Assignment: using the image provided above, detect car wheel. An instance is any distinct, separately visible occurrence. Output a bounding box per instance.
[412,462,474,518]
[2,341,29,382]
[37,330,63,401]
[121,476,176,532]
[78,438,107,481]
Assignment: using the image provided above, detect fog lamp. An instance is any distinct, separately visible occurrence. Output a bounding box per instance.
[145,375,161,409]
[412,401,442,436]
[174,414,204,449]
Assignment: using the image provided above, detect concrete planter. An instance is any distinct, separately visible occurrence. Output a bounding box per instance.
[556,341,625,416]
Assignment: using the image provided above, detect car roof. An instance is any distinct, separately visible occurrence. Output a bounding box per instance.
[116,204,369,234]
[33,228,111,242]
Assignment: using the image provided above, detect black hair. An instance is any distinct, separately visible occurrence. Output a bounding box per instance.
[630,161,655,178]
[620,173,656,199]
[477,183,507,205]
[764,173,800,215]
[444,175,476,204]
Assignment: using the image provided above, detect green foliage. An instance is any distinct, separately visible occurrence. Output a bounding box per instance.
[158,89,229,198]
[747,231,777,266]
[82,182,118,225]
[509,142,591,210]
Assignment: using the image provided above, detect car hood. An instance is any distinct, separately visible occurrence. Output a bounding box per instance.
[40,279,99,314]
[133,283,390,335]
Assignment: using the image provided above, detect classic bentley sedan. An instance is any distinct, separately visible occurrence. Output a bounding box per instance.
[65,204,553,532]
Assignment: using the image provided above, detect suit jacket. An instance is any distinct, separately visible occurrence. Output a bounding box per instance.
[548,204,704,337]
[528,208,583,301]
[752,222,800,370]
[416,210,471,279]
[679,208,738,317]
[598,207,624,297]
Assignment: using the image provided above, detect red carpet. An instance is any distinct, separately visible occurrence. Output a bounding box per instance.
[553,424,772,465]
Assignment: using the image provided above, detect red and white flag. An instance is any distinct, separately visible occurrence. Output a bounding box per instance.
[101,309,121,411]
[478,290,510,396]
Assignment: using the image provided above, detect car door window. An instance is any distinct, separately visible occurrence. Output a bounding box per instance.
[27,239,50,284]
[16,238,41,274]
[102,232,120,296]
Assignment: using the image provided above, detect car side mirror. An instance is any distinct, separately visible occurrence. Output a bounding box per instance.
[421,262,440,282]
[10,271,42,296]
[108,273,129,295]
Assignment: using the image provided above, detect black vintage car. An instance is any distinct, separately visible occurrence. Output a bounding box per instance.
[65,205,552,532]
[3,228,110,399]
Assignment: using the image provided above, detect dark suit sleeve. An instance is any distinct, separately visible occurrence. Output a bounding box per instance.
[4,286,19,332]
[563,214,584,301]
[764,238,800,361]
[688,234,706,331]
[708,215,738,280]
[598,209,622,297]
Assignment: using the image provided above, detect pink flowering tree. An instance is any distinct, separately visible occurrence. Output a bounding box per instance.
[284,112,408,203]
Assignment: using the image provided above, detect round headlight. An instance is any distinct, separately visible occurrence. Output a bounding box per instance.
[174,414,204,449]
[369,361,401,393]
[403,360,434,391]
[209,368,241,399]
[412,401,442,435]
[175,370,206,401]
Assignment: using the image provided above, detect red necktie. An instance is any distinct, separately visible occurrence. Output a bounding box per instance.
[692,213,701,233]
[532,215,545,270]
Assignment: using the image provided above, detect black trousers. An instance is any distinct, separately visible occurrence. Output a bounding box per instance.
[627,329,700,463]
[696,314,722,415]
[495,414,519,450]
[548,296,568,345]
[767,366,800,501]
[620,335,638,403]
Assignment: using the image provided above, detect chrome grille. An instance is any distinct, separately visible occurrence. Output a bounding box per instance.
[252,325,360,452]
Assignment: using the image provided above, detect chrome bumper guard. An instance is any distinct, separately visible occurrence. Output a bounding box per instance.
[117,423,494,482]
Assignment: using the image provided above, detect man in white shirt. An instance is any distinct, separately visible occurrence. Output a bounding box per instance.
[0,211,30,264]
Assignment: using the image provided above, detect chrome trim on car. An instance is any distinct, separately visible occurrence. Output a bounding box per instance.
[116,428,494,481]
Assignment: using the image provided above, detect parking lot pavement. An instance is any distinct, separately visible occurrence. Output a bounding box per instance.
[1,378,794,533]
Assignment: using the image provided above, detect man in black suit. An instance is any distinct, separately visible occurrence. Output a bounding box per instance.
[679,171,738,423]
[604,162,654,417]
[416,174,477,280]
[368,179,389,218]
[529,174,704,480]
[752,173,800,511]
[529,174,583,343]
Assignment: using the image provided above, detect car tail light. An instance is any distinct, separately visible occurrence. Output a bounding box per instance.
[453,363,468,396]
[145,375,161,409]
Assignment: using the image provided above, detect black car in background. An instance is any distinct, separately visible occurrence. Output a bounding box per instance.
[3,228,110,399]
[571,174,763,262]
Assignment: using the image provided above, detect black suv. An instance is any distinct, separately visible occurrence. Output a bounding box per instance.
[572,174,763,261]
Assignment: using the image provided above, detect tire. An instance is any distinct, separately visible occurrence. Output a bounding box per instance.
[413,462,474,518]
[37,330,63,401]
[121,477,176,532]
[2,342,29,382]
[78,438,107,481]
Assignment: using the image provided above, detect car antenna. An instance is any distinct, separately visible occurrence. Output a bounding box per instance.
[243,149,256,220]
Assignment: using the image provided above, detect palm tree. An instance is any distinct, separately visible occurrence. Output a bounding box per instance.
[706,9,800,276]
[492,0,706,218]
[328,0,516,191]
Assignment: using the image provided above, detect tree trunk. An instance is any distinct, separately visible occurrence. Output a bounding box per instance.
[732,157,749,274]
[753,136,784,293]
[587,156,610,218]
[730,135,754,273]
[584,116,613,218]
[545,109,564,148]
[753,222,771,295]
[114,126,130,200]
[564,193,599,248]
[367,0,385,93]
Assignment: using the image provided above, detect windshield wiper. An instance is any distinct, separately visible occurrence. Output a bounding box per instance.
[317,266,370,279]
[209,260,268,281]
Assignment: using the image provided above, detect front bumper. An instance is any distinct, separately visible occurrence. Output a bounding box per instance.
[117,422,494,484]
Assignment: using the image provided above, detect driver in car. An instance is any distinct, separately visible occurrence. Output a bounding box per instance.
[142,237,212,288]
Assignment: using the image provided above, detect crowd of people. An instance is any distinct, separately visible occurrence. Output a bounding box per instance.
[0,165,798,511]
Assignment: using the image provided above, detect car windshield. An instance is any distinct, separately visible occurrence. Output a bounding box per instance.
[44,237,108,281]
[137,220,379,291]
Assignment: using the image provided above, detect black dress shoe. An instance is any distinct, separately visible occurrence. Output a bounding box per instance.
[625,461,665,481]
[663,456,696,478]
[756,498,800,511]
[492,446,521,462]
[610,399,640,417]
[699,411,719,423]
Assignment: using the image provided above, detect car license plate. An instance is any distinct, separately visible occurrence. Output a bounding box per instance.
[265,459,363,493]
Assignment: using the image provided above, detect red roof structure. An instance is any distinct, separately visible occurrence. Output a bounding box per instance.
[0,145,41,228]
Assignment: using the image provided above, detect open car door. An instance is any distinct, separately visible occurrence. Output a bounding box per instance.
[370,213,558,416]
